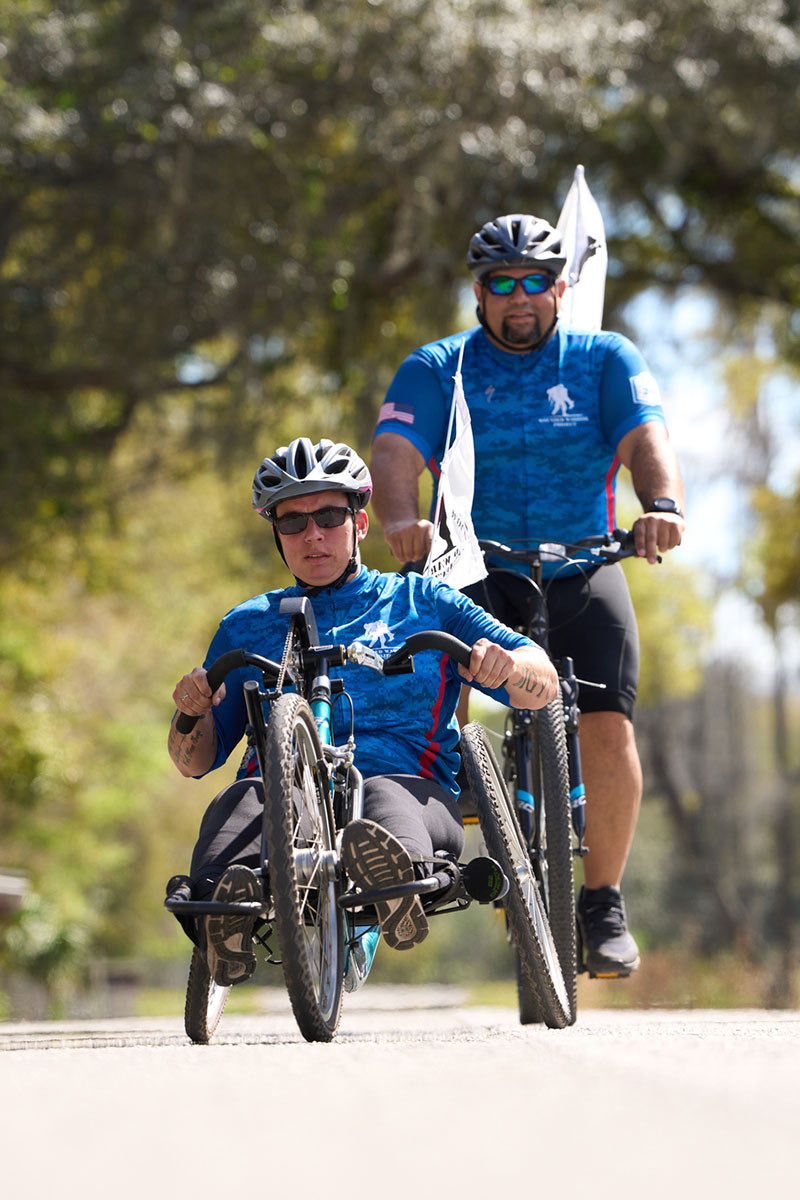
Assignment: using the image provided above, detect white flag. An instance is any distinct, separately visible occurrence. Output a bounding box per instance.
[556,164,608,331]
[424,343,487,589]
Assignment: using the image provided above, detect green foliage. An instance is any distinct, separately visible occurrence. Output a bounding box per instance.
[749,479,800,628]
[2,0,798,554]
[617,476,713,703]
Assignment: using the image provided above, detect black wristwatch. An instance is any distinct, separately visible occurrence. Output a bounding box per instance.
[648,498,684,518]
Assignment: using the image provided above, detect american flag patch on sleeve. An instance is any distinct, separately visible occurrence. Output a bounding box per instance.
[377,400,416,426]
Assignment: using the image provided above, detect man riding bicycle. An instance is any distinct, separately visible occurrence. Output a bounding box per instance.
[167,436,557,988]
[370,213,686,979]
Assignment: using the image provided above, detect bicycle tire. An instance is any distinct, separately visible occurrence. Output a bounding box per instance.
[461,722,571,1029]
[513,699,577,1025]
[263,694,344,1042]
[184,944,230,1044]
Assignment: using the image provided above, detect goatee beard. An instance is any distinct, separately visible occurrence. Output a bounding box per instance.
[501,316,541,346]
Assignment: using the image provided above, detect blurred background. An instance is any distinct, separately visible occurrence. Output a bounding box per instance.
[1,0,797,1019]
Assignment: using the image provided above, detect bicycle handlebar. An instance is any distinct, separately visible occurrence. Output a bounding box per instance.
[174,631,472,735]
[382,631,472,672]
[174,648,283,735]
[478,528,638,565]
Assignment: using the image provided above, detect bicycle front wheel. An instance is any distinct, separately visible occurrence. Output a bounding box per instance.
[184,945,230,1044]
[462,721,572,1029]
[264,694,344,1042]
[514,698,577,1025]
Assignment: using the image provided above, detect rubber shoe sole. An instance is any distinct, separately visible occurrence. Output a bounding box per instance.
[205,865,260,987]
[341,819,429,951]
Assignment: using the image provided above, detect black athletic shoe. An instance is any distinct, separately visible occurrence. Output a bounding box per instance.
[577,885,641,978]
[205,864,260,987]
[341,819,429,951]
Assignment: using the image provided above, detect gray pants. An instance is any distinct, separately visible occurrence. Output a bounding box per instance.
[188,773,465,901]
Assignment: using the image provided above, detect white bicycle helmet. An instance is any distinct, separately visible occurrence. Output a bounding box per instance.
[253,437,373,521]
[467,214,567,279]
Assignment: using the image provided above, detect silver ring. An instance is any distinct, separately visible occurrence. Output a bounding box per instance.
[182,693,190,700]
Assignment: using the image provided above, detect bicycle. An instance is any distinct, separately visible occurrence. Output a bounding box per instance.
[467,529,649,1026]
[165,594,573,1042]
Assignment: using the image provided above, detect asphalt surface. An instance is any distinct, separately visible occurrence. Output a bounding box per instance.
[2,989,798,1200]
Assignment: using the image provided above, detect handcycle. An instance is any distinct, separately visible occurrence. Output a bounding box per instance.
[165,595,573,1043]
[467,528,649,1026]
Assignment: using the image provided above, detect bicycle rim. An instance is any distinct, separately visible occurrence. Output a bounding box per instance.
[463,722,571,1029]
[264,694,343,1042]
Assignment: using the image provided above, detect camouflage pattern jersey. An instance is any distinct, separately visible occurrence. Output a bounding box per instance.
[375,323,666,577]
[194,567,530,799]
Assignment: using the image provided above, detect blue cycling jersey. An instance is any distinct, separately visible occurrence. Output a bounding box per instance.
[197,566,530,798]
[375,324,665,576]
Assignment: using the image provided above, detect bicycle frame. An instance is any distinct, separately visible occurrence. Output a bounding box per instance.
[481,530,642,863]
[487,559,587,860]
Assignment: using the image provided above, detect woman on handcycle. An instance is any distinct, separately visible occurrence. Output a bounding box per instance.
[167,436,557,988]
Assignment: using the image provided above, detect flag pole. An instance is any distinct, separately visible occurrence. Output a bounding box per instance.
[423,338,466,575]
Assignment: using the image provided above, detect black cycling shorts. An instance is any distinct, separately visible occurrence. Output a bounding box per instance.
[463,562,639,720]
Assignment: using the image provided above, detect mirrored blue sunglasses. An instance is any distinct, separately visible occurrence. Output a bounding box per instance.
[485,272,555,296]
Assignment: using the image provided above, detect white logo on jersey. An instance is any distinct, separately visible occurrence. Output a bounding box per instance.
[362,620,392,648]
[547,384,574,417]
[540,383,588,428]
[485,385,496,402]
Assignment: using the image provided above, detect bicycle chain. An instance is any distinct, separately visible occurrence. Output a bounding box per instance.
[275,625,294,694]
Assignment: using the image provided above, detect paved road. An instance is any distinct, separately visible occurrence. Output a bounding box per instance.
[3,991,798,1200]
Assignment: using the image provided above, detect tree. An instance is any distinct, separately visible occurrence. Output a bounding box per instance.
[2,0,798,556]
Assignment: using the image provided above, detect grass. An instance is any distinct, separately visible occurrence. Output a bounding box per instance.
[464,952,799,1011]
[132,950,797,1020]
[136,985,270,1018]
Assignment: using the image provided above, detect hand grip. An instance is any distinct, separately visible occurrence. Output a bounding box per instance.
[382,631,472,673]
[174,648,248,734]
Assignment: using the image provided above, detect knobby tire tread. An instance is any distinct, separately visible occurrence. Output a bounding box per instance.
[184,944,229,1044]
[264,694,343,1043]
[461,722,571,1029]
[517,698,577,1026]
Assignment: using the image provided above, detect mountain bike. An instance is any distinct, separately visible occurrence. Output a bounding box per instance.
[165,595,573,1043]
[470,529,647,1026]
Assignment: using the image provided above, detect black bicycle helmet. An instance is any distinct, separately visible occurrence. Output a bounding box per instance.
[467,214,567,279]
[253,437,373,521]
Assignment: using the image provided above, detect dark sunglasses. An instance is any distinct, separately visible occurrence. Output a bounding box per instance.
[485,272,555,296]
[273,504,353,535]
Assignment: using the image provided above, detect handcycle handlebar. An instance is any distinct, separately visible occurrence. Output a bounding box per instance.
[174,631,472,734]
[174,648,284,734]
[382,631,472,673]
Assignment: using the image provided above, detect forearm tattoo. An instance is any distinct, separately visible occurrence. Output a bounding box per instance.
[509,668,547,698]
[169,717,215,770]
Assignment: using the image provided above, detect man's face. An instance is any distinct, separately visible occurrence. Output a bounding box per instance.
[474,266,566,351]
[275,488,368,586]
